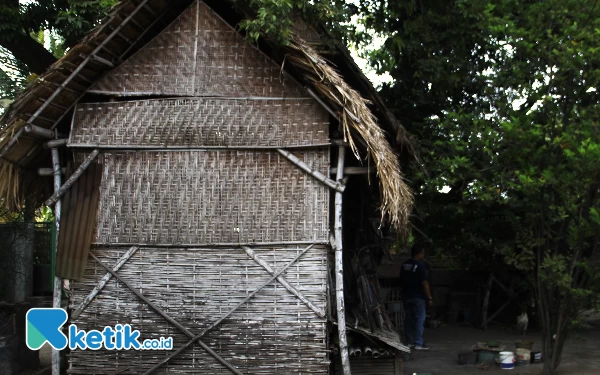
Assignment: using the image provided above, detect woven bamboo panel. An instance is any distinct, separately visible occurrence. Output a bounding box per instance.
[68,245,328,374]
[91,150,329,245]
[90,1,304,97]
[70,98,329,148]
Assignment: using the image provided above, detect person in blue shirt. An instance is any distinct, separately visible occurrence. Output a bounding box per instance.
[400,245,433,350]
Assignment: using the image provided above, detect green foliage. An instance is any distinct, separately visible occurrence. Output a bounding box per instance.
[351,0,599,372]
[233,0,348,44]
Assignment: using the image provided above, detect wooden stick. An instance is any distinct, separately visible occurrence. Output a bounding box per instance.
[334,146,351,375]
[45,149,100,206]
[277,148,345,192]
[241,245,326,318]
[24,124,55,139]
[50,148,62,375]
[144,244,316,374]
[71,246,139,319]
[68,143,331,150]
[89,252,243,375]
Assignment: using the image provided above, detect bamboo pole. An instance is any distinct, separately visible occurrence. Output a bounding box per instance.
[71,246,139,319]
[330,167,375,175]
[334,146,351,375]
[45,139,69,148]
[45,149,100,206]
[241,245,326,318]
[89,252,243,375]
[91,240,327,247]
[38,167,66,176]
[277,148,345,192]
[50,148,62,375]
[23,124,55,138]
[68,143,331,150]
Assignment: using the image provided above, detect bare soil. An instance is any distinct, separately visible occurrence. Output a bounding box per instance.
[403,324,600,375]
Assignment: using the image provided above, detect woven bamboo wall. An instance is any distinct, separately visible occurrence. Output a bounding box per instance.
[70,99,329,148]
[89,1,304,97]
[69,245,328,374]
[91,150,329,245]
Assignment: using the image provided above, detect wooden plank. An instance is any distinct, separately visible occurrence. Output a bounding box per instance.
[71,246,139,319]
[241,245,326,318]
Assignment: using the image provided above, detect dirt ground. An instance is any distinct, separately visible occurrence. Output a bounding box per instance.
[403,324,600,375]
[33,320,600,375]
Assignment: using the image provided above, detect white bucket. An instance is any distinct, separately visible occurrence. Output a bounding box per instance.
[499,351,515,370]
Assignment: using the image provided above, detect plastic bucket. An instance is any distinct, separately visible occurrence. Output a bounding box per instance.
[499,351,515,370]
[516,348,530,366]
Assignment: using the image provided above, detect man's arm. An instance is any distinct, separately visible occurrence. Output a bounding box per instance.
[422,280,433,307]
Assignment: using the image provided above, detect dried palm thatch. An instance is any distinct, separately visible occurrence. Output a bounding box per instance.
[286,37,413,236]
[0,159,22,210]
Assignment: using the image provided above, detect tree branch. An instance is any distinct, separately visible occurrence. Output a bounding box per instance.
[0,32,57,74]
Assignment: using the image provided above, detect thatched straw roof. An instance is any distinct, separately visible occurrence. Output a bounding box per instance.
[0,0,413,232]
[286,37,412,235]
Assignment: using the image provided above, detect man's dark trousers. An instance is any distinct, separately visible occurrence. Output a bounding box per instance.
[404,297,426,347]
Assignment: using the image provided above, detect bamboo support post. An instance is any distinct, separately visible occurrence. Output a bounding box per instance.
[71,246,139,319]
[277,148,345,192]
[45,138,69,148]
[24,124,55,138]
[50,148,62,375]
[89,252,243,375]
[45,149,100,206]
[334,145,351,375]
[241,245,326,318]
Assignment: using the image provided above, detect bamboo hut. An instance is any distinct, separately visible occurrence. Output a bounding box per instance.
[0,0,413,374]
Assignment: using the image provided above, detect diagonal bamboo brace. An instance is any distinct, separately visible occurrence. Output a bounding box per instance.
[277,148,345,192]
[241,245,326,318]
[45,148,100,206]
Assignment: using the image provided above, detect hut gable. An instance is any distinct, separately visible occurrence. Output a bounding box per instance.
[90,2,304,97]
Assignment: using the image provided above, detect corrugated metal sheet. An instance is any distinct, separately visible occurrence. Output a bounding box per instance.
[55,161,102,280]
